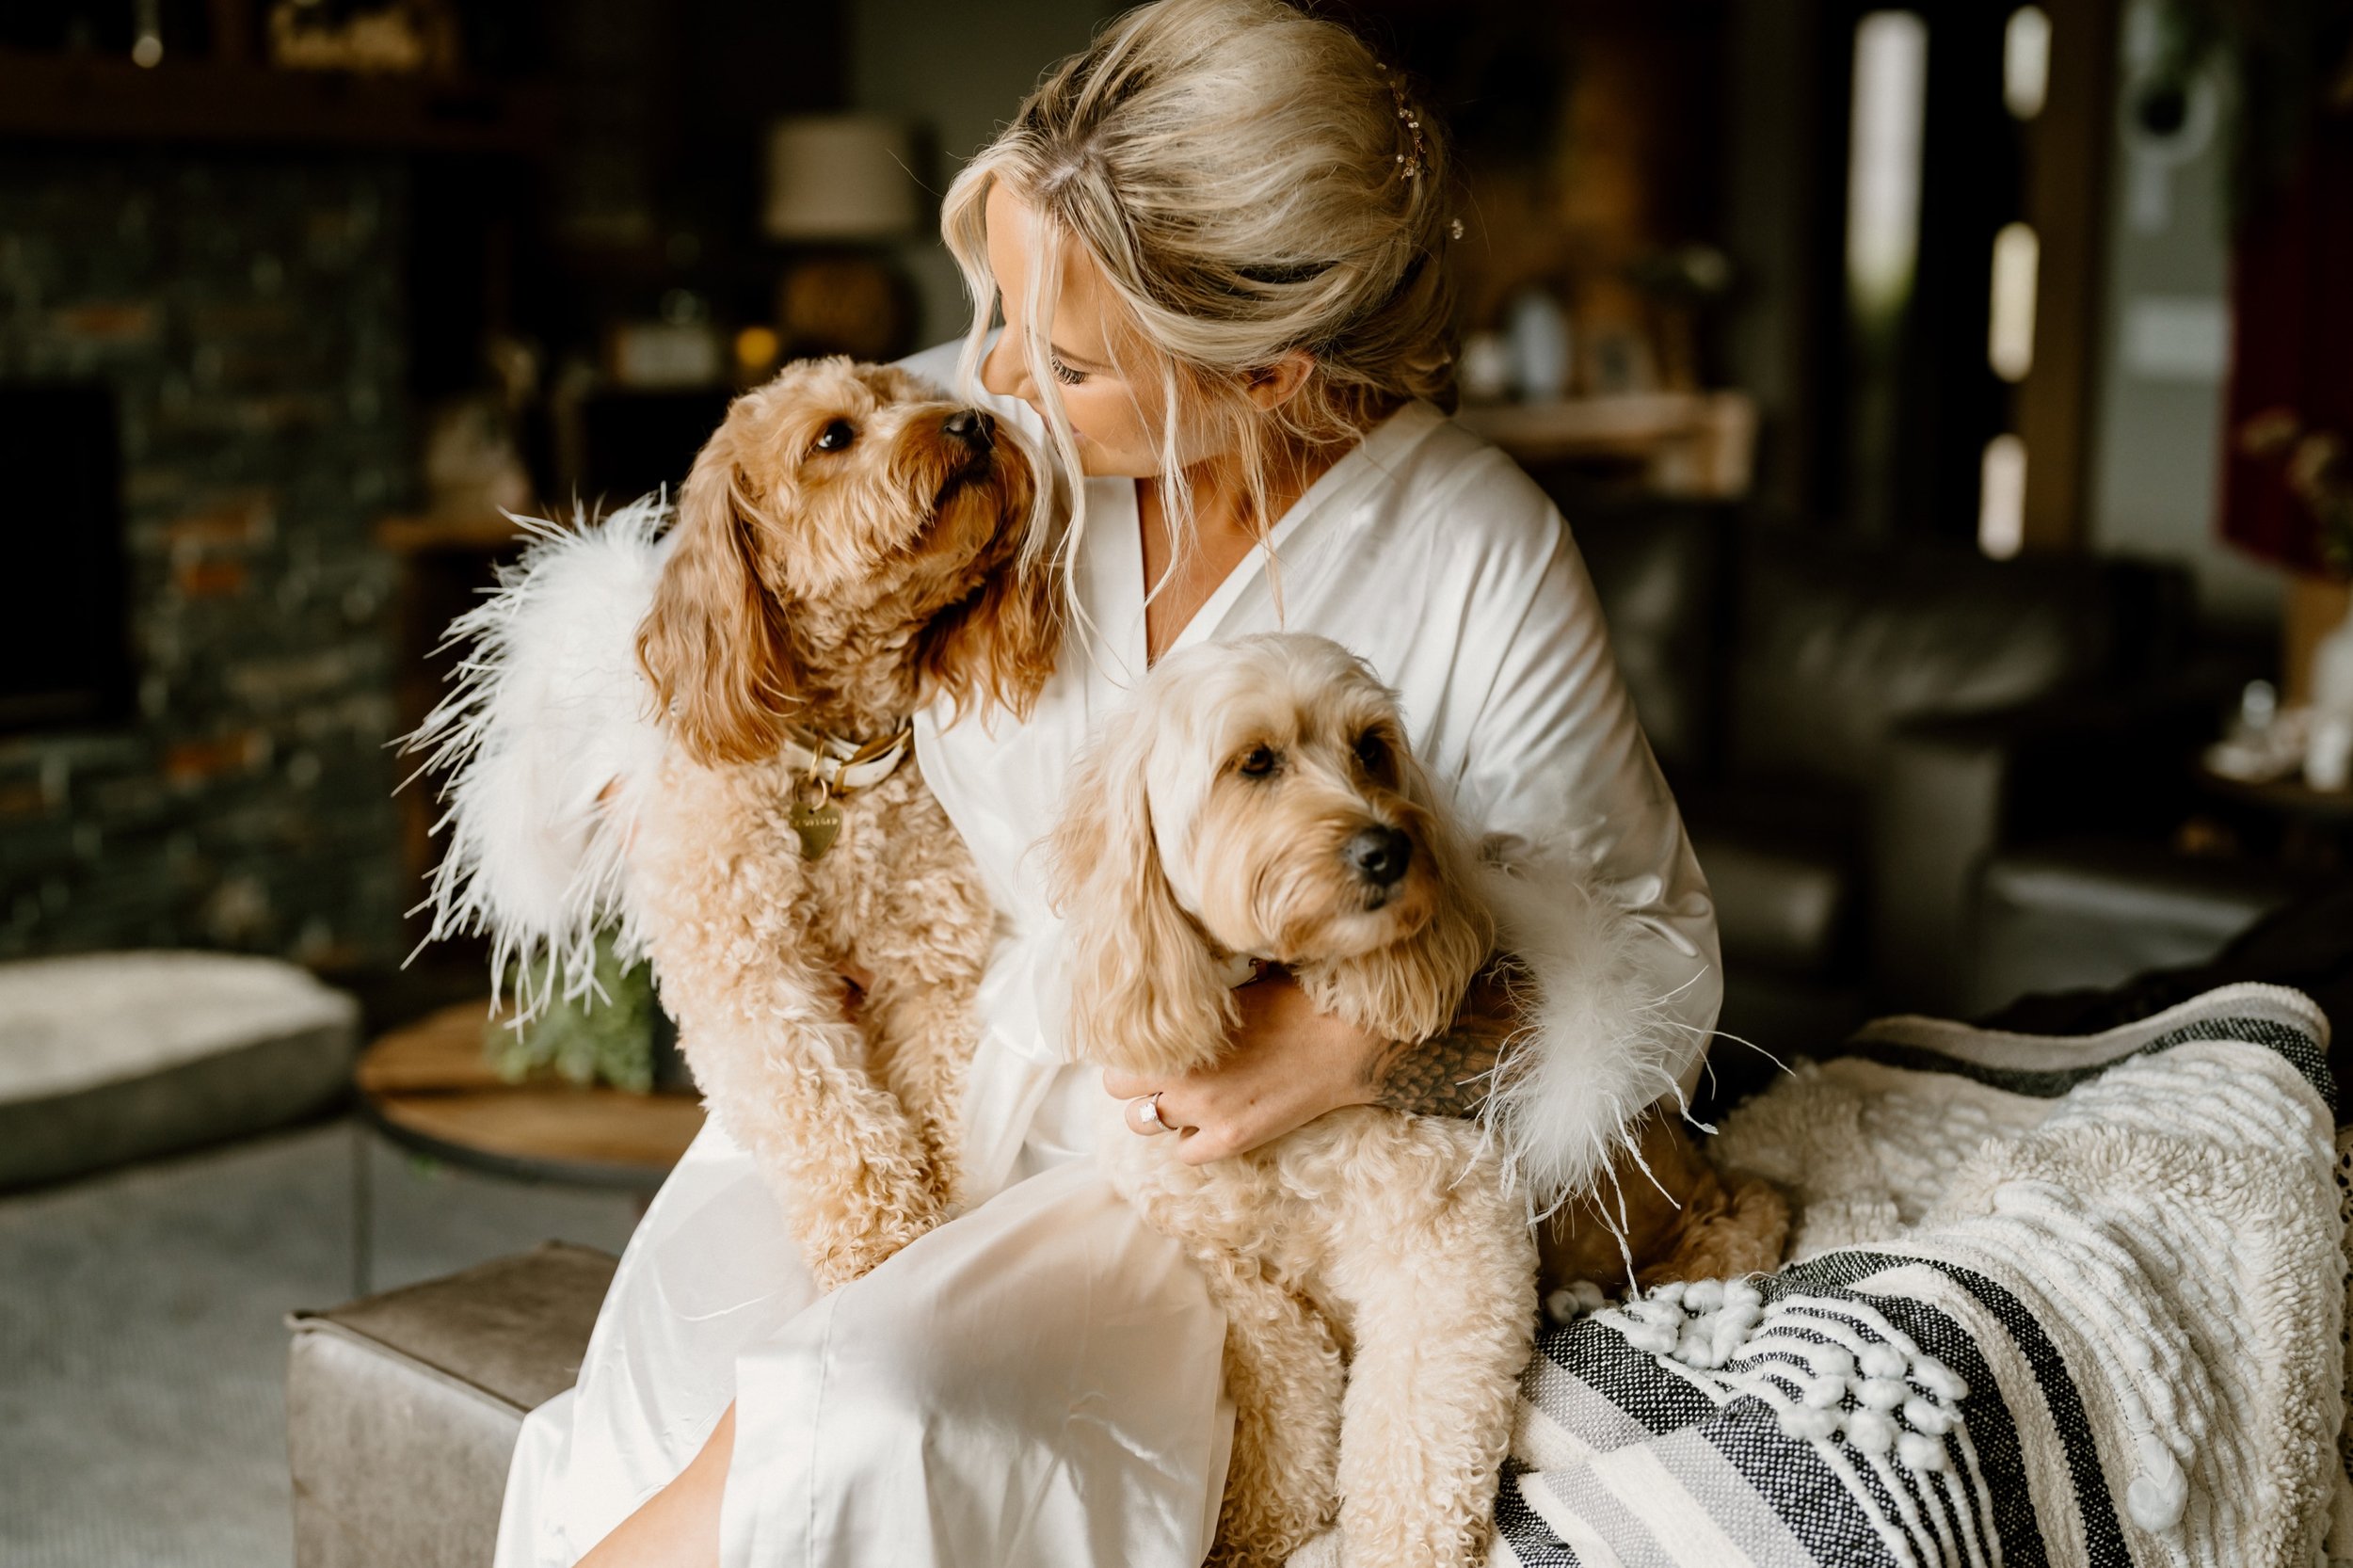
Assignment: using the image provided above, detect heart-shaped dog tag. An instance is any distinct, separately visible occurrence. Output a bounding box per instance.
[789,800,841,860]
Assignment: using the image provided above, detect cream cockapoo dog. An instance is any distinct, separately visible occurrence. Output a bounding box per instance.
[418,356,1057,1289]
[1048,632,1539,1568]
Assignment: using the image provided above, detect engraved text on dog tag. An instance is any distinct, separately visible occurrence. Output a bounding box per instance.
[789,800,841,860]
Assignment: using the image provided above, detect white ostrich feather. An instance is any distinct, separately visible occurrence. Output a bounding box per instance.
[403,498,674,1020]
[1477,850,1700,1224]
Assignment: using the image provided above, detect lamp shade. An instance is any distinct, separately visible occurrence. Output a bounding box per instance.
[762,115,921,242]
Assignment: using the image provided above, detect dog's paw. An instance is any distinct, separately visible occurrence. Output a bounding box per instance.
[1635,1169,1791,1289]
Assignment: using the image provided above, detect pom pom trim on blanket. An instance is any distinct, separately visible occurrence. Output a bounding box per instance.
[1481,982,2346,1568]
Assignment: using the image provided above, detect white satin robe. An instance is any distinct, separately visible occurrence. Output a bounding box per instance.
[492,344,1721,1568]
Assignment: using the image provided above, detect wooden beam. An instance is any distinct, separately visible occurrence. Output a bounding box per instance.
[2017,0,2122,552]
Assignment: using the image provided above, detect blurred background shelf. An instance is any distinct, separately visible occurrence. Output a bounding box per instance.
[1455,392,1759,499]
[0,51,553,152]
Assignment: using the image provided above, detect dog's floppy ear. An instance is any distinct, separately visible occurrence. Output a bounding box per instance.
[636,420,796,766]
[1348,739,1496,1042]
[921,552,1064,724]
[1046,705,1235,1078]
[922,436,1063,724]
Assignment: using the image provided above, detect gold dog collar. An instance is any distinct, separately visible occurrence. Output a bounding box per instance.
[780,724,913,794]
[780,724,912,861]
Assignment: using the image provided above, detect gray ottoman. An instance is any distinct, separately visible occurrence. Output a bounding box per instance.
[286,1242,616,1568]
[0,951,358,1190]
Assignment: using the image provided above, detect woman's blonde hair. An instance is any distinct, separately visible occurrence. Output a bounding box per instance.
[941,0,1457,598]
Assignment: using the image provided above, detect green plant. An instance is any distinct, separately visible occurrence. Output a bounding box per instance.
[483,931,658,1092]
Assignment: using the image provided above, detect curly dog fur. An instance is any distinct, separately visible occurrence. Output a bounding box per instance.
[1049,633,1538,1568]
[622,356,1057,1288]
[1533,1107,1791,1299]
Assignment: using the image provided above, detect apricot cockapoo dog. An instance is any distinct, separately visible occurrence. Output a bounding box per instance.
[418,357,1057,1289]
[1049,632,1538,1568]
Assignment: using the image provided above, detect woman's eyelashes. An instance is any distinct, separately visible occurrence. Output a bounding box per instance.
[1048,351,1088,387]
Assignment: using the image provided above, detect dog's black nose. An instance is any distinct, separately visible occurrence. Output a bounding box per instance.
[1346,825,1412,888]
[943,408,995,452]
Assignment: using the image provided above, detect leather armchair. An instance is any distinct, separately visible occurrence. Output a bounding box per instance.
[1563,497,2198,1048]
[1869,688,2218,1011]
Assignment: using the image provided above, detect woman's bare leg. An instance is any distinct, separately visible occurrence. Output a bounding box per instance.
[575,1401,735,1568]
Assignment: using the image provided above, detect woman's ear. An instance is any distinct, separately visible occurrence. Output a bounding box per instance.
[1244,350,1317,412]
[1046,708,1235,1078]
[635,424,796,766]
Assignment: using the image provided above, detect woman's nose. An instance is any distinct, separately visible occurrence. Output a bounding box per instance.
[980,336,1032,401]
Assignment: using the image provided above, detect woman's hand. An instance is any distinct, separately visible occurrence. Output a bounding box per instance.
[1100,960,1521,1164]
[1102,969,1377,1164]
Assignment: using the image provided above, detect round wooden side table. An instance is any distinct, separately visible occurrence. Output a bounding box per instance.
[348,1000,704,1291]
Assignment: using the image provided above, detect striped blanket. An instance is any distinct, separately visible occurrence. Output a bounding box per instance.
[1489,982,2351,1567]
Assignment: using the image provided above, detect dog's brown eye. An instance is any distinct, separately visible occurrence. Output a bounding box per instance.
[813,420,856,454]
[1237,745,1278,778]
[1353,732,1390,773]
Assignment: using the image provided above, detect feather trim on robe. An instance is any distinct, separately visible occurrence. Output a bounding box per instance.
[405,500,672,1020]
[1476,851,1705,1224]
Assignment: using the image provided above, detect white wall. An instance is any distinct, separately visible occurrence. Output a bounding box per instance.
[2085,3,2280,627]
[850,0,1116,351]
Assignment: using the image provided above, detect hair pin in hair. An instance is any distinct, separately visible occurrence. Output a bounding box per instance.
[1373,63,1427,182]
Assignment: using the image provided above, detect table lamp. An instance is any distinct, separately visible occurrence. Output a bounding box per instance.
[761,115,922,363]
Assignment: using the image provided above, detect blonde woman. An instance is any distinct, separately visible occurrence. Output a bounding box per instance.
[504,2,1721,1563]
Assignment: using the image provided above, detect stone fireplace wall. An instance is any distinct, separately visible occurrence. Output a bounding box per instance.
[0,150,414,970]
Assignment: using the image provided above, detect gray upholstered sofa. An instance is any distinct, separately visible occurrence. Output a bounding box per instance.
[286,1243,616,1568]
